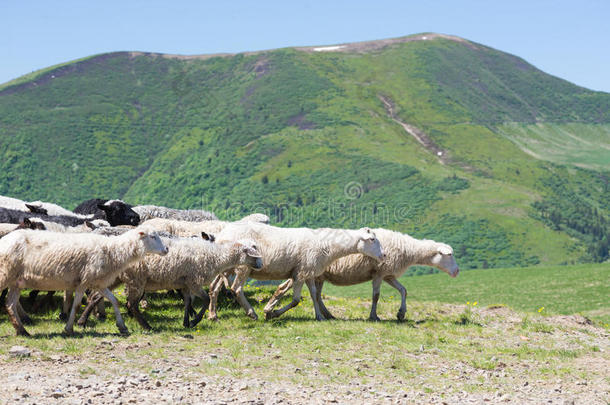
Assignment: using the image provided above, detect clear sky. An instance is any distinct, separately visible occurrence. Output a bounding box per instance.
[3,0,609,92]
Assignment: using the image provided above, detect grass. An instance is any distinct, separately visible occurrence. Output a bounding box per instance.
[324,262,610,324]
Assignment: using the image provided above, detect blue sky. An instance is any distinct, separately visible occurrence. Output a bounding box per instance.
[3,0,609,92]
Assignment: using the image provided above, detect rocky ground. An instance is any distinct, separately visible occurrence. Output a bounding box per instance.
[0,302,608,404]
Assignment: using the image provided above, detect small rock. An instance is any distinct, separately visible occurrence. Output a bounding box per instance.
[209,354,218,359]
[9,346,30,357]
[156,381,162,388]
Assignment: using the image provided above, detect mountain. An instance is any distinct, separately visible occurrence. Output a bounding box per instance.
[1,33,608,270]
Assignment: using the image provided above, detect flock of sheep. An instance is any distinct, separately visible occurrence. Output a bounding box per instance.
[0,194,459,337]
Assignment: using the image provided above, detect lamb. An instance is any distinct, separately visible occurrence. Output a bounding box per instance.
[211,222,386,321]
[314,228,459,321]
[0,227,168,336]
[73,199,140,226]
[132,205,218,222]
[113,233,262,330]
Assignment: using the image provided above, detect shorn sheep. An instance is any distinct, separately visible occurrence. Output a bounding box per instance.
[0,228,168,336]
[132,205,218,222]
[73,199,141,226]
[213,222,386,321]
[315,228,459,321]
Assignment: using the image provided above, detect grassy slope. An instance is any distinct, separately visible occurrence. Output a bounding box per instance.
[0,36,609,269]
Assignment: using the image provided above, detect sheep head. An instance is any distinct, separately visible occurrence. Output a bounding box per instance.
[231,238,263,270]
[98,200,141,226]
[427,243,459,277]
[138,230,169,256]
[355,227,385,262]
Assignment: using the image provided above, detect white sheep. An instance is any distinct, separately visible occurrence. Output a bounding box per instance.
[116,234,262,330]
[314,228,459,321]
[142,213,270,237]
[133,205,218,222]
[211,222,385,321]
[0,227,168,336]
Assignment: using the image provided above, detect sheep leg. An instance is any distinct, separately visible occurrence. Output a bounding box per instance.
[77,292,104,327]
[6,288,29,336]
[64,288,85,336]
[100,288,129,335]
[188,289,211,328]
[231,270,258,320]
[27,289,41,305]
[315,279,336,320]
[263,279,293,316]
[384,277,407,321]
[207,275,225,321]
[61,290,74,321]
[305,279,326,321]
[94,296,107,320]
[182,292,192,328]
[16,299,32,325]
[368,277,383,322]
[126,286,151,331]
[265,280,303,320]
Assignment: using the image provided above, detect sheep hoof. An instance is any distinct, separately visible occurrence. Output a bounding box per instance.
[246,310,258,321]
[264,311,277,321]
[63,328,75,337]
[118,327,130,336]
[58,312,68,322]
[16,328,30,337]
[397,311,406,321]
[207,315,219,322]
[368,316,381,322]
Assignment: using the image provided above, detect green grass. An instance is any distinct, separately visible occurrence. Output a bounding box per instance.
[324,263,610,324]
[497,123,610,171]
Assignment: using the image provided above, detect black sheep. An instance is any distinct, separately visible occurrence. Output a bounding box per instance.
[73,199,140,226]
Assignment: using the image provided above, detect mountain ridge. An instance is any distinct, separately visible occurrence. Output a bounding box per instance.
[0,33,608,269]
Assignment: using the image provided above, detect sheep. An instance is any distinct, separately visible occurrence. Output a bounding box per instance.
[132,205,218,222]
[313,229,459,321]
[210,222,385,321]
[141,213,270,237]
[73,199,140,226]
[111,233,262,330]
[0,195,93,220]
[0,227,168,336]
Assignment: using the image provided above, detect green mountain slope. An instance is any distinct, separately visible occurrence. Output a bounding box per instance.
[1,33,608,268]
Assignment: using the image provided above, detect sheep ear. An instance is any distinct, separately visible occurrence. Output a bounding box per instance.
[438,245,452,255]
[21,218,32,226]
[201,232,215,242]
[97,203,110,211]
[25,203,47,215]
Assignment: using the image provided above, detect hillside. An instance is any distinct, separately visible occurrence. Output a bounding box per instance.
[0,33,609,268]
